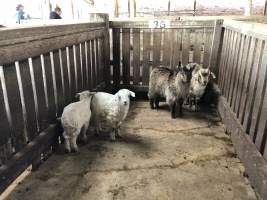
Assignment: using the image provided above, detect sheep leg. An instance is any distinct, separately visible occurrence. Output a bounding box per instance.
[64,138,71,153]
[110,129,116,141]
[81,123,89,143]
[71,134,79,152]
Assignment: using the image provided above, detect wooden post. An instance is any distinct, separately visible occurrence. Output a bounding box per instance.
[244,0,252,16]
[168,0,171,16]
[128,0,135,18]
[209,19,224,77]
[193,0,196,16]
[264,0,267,15]
[114,0,119,17]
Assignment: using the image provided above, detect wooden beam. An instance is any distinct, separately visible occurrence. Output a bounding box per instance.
[0,125,58,193]
[168,0,171,16]
[244,0,252,16]
[218,96,267,200]
[264,0,267,15]
[193,0,197,16]
[114,0,119,17]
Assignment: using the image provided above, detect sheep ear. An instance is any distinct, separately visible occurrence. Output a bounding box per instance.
[210,72,216,79]
[75,93,80,98]
[129,91,135,97]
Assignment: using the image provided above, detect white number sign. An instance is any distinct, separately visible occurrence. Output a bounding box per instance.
[149,20,170,28]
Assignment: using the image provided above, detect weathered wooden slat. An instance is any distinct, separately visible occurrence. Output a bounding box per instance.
[231,34,245,111]
[78,43,84,91]
[218,96,267,200]
[43,54,57,120]
[103,17,110,86]
[209,19,223,75]
[193,29,204,64]
[255,81,267,154]
[91,40,96,89]
[221,30,235,96]
[32,56,49,131]
[235,36,251,116]
[163,29,172,67]
[0,67,12,146]
[181,29,190,65]
[227,32,242,103]
[122,29,131,85]
[152,29,162,68]
[171,29,182,68]
[218,29,229,87]
[86,41,93,90]
[238,38,256,124]
[100,38,106,84]
[49,52,59,117]
[243,40,263,135]
[51,50,64,115]
[133,29,140,85]
[142,29,151,85]
[249,44,267,143]
[203,28,213,67]
[94,39,99,85]
[4,63,26,151]
[112,28,120,86]
[0,30,105,66]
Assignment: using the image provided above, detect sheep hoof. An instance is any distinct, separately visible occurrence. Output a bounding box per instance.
[171,113,176,119]
[72,148,79,153]
[65,149,71,154]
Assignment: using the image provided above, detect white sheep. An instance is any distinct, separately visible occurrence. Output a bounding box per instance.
[61,91,95,153]
[187,63,216,111]
[90,89,135,141]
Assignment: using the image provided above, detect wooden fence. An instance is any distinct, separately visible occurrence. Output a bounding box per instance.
[109,19,222,91]
[0,15,109,192]
[218,20,267,199]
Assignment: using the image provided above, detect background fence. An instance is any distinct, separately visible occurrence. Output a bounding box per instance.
[108,19,222,91]
[0,15,109,192]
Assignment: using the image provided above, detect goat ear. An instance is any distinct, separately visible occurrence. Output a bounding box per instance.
[210,72,216,79]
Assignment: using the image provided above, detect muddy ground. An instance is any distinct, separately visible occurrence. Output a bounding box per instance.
[5,101,258,200]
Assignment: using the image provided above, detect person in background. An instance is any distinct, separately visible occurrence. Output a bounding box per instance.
[50,6,62,19]
[15,4,29,24]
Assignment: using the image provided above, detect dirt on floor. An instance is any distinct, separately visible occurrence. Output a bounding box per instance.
[5,101,258,200]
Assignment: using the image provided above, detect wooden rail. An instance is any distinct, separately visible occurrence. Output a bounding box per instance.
[0,15,110,192]
[218,19,267,199]
[109,19,222,91]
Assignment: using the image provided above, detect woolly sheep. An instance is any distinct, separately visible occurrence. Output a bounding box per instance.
[90,89,135,141]
[148,64,193,118]
[186,63,216,111]
[61,91,95,153]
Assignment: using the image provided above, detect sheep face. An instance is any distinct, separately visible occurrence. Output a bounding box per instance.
[197,68,216,86]
[116,89,135,106]
[75,90,96,100]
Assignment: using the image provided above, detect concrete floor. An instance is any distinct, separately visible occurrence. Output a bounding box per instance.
[6,101,258,200]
